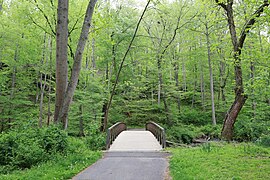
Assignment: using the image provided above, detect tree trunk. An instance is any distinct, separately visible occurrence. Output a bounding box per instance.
[54,0,69,124]
[216,0,269,140]
[39,33,47,128]
[250,58,255,116]
[58,0,98,129]
[192,63,197,108]
[174,61,181,113]
[39,74,47,127]
[182,58,187,92]
[157,57,162,106]
[0,0,3,12]
[79,104,85,136]
[200,62,205,111]
[205,22,216,125]
[221,94,247,139]
[47,36,53,126]
[8,44,19,129]
[91,36,96,69]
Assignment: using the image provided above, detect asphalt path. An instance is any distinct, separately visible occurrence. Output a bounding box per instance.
[72,151,171,180]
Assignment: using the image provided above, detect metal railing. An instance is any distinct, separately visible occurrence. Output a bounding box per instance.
[106,122,127,150]
[146,121,166,148]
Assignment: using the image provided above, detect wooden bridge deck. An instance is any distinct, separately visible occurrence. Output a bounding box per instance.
[109,130,162,151]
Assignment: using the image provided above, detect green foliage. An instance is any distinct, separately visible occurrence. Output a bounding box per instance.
[167,124,197,144]
[201,142,212,153]
[40,126,68,154]
[0,138,101,180]
[177,107,212,126]
[198,124,221,139]
[169,143,270,180]
[257,134,270,147]
[234,116,269,141]
[242,143,269,156]
[85,133,106,151]
[0,125,68,173]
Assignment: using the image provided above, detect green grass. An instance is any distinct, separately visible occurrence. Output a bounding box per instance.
[0,150,102,180]
[169,143,270,180]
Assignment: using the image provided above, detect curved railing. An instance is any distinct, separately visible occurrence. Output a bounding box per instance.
[106,122,127,150]
[146,121,166,148]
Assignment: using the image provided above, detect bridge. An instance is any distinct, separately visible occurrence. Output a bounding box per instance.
[73,122,170,180]
[106,122,166,151]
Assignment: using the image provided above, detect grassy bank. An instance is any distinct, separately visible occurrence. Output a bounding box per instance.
[169,143,270,180]
[0,150,101,180]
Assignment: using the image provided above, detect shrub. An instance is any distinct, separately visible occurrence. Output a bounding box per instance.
[85,133,106,151]
[0,125,68,173]
[177,108,211,126]
[198,124,221,139]
[167,125,197,144]
[234,118,268,141]
[257,134,270,147]
[40,126,68,154]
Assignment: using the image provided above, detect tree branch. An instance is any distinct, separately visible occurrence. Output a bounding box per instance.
[69,13,85,35]
[33,0,56,35]
[29,15,55,37]
[103,0,151,130]
[238,0,269,49]
[215,0,228,11]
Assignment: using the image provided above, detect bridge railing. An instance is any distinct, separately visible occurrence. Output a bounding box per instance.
[146,122,166,148]
[106,122,127,150]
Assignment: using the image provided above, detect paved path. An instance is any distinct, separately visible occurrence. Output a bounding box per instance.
[72,152,170,180]
[73,130,170,180]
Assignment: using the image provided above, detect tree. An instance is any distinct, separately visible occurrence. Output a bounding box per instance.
[215,0,269,140]
[54,0,98,129]
[101,0,151,132]
[54,0,69,125]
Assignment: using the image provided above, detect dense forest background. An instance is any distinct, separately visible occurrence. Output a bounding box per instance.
[0,0,270,151]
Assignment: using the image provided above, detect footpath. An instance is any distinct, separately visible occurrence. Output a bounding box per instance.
[72,130,171,180]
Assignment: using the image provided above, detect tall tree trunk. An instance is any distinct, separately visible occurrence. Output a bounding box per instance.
[157,57,162,106]
[205,22,216,125]
[91,35,96,69]
[192,63,197,108]
[216,0,269,140]
[0,0,3,12]
[0,49,3,132]
[47,36,53,126]
[39,33,47,128]
[39,74,47,127]
[200,62,205,111]
[54,0,69,124]
[58,0,98,129]
[174,60,181,113]
[79,104,85,136]
[250,59,255,116]
[182,58,187,92]
[8,44,19,129]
